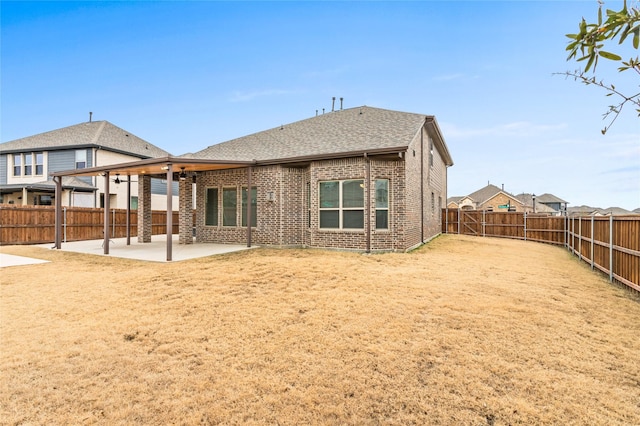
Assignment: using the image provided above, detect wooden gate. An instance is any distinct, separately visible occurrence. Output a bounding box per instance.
[461,211,481,236]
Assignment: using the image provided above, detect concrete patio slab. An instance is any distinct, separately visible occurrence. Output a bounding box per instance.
[0,253,51,268]
[37,234,255,262]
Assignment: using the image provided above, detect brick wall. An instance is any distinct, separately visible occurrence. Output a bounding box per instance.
[192,142,449,252]
[137,174,152,243]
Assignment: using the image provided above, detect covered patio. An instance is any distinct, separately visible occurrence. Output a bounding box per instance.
[38,234,254,262]
[50,156,256,261]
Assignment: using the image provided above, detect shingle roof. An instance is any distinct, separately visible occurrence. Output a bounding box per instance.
[466,184,504,204]
[0,176,96,193]
[0,121,170,158]
[194,106,449,163]
[536,193,568,204]
[515,193,562,213]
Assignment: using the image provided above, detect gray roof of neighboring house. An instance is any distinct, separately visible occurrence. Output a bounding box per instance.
[536,193,568,204]
[567,205,637,216]
[0,176,96,193]
[193,106,453,165]
[0,121,170,158]
[447,196,463,204]
[466,184,520,205]
[515,193,559,213]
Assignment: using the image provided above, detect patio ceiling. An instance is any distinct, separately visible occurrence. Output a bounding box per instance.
[50,156,255,178]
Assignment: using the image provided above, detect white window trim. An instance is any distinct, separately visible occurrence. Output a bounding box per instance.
[12,152,45,177]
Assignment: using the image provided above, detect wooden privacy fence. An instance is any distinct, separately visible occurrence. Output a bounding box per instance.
[442,209,639,292]
[0,205,182,245]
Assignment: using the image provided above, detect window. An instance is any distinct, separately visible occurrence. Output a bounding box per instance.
[241,186,257,227]
[222,188,237,226]
[307,182,311,228]
[429,138,434,168]
[319,179,364,229]
[24,153,33,176]
[35,152,44,175]
[431,192,435,216]
[375,179,389,230]
[75,149,87,169]
[37,195,53,206]
[205,188,218,226]
[12,152,44,177]
[13,154,21,176]
[130,196,138,210]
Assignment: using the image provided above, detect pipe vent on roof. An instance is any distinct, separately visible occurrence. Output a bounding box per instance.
[89,111,93,122]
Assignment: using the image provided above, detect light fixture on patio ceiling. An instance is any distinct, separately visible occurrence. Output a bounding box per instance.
[179,167,187,181]
[114,174,121,184]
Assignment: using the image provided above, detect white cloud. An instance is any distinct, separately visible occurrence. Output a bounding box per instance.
[441,121,568,139]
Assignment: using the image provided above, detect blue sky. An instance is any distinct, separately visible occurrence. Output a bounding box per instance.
[2,1,639,210]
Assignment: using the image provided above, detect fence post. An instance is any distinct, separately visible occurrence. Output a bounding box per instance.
[482,209,485,237]
[457,208,460,235]
[578,217,582,260]
[609,215,614,283]
[445,207,448,234]
[524,211,527,241]
[63,207,67,243]
[590,216,594,270]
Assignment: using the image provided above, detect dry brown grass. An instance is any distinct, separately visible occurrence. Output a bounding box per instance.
[1,234,639,425]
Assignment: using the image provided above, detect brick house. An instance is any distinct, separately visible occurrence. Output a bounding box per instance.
[51,106,453,255]
[448,184,525,212]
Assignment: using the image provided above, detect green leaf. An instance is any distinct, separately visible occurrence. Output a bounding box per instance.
[599,51,622,60]
[598,6,602,25]
[585,54,596,72]
[634,29,639,49]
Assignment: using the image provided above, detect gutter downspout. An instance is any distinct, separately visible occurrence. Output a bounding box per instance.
[94,146,100,207]
[365,153,371,253]
[246,166,253,248]
[420,125,425,243]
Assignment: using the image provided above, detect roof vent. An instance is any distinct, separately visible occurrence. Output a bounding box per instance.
[89,111,93,122]
[332,97,336,112]
[340,97,343,110]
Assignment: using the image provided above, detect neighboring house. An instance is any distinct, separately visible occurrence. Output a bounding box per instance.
[0,120,176,209]
[446,196,463,210]
[449,184,525,212]
[535,193,568,214]
[515,193,562,215]
[448,185,570,215]
[567,205,638,216]
[52,106,454,253]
